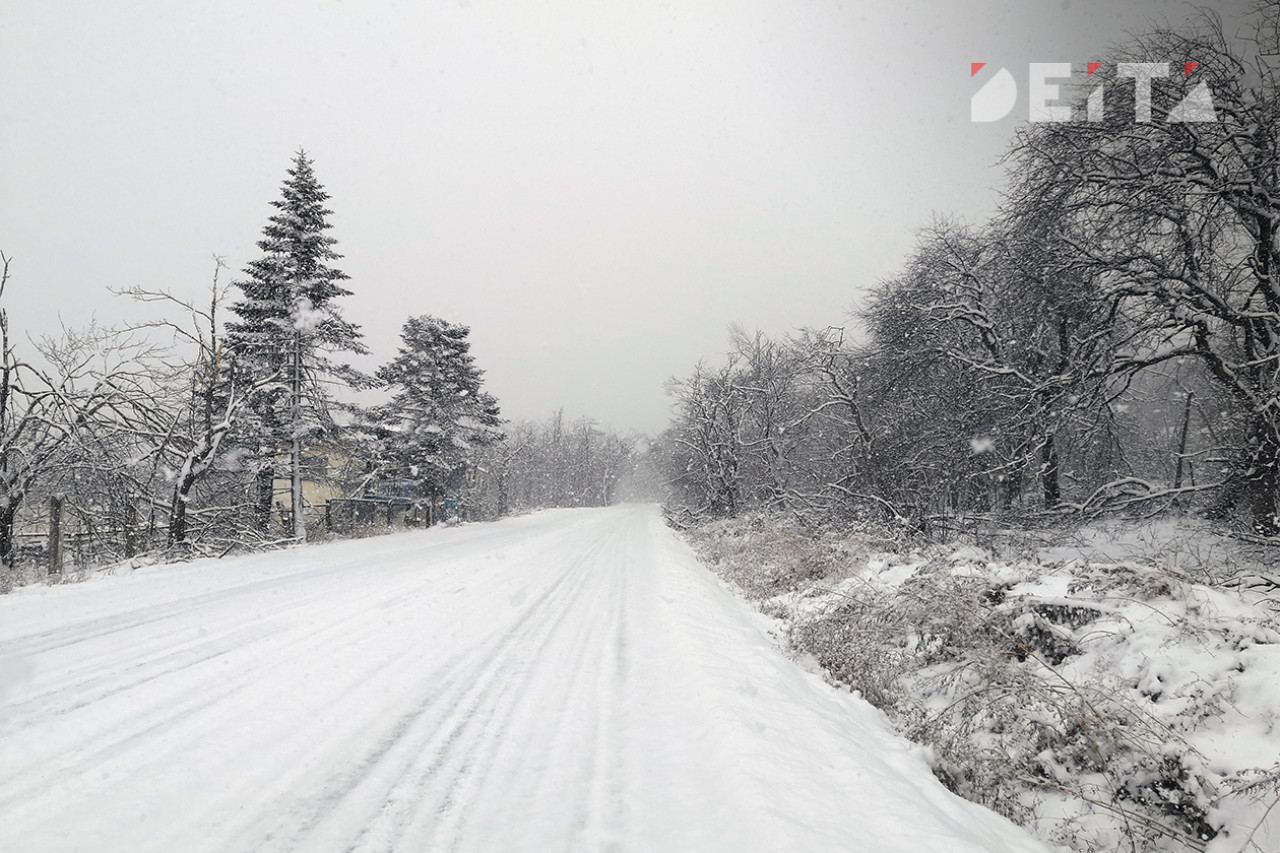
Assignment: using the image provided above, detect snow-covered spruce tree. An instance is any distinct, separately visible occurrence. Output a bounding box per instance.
[362,316,502,500]
[226,151,366,541]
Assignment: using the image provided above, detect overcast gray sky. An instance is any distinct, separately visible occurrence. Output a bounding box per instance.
[0,0,1256,434]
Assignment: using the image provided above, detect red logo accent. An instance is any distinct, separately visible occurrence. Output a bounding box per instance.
[1184,61,1199,76]
[971,62,986,77]
[1087,62,1102,77]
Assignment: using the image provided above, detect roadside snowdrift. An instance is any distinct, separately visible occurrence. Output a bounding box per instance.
[681,513,1280,853]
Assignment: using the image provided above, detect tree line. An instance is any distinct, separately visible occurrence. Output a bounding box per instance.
[0,150,567,576]
[662,6,1280,535]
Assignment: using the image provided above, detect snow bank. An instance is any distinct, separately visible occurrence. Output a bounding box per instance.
[681,512,1280,853]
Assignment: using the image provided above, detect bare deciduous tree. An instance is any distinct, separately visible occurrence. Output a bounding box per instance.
[120,257,282,545]
[0,252,160,568]
[1010,8,1280,529]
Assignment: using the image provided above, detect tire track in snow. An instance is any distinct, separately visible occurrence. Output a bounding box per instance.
[329,518,624,852]
[0,522,586,834]
[0,520,576,744]
[209,516,622,852]
[0,569,459,826]
[2,520,555,661]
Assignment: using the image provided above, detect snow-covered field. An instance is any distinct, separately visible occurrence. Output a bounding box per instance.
[0,504,1047,852]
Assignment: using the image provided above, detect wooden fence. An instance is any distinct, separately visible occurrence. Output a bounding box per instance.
[324,497,437,533]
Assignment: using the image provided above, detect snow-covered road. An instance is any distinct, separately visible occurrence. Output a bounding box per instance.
[1,505,1048,852]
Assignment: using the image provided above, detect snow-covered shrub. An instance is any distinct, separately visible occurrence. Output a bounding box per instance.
[681,512,1280,853]
[684,512,862,601]
[0,562,21,593]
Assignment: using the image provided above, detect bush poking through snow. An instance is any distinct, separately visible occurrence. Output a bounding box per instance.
[680,513,1280,853]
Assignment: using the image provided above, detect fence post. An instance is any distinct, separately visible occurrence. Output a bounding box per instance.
[48,495,65,576]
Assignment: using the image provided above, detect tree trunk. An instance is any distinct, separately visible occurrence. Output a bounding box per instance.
[290,330,306,543]
[1243,425,1280,535]
[169,470,197,545]
[291,435,305,542]
[0,498,18,569]
[255,464,275,533]
[1213,416,1280,535]
[1172,392,1194,493]
[1041,434,1061,509]
[123,504,139,557]
[48,495,64,576]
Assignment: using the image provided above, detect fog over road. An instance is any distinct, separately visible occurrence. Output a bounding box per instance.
[0,505,1048,852]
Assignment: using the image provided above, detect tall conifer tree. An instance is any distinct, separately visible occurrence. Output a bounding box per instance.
[364,316,502,497]
[227,150,365,539]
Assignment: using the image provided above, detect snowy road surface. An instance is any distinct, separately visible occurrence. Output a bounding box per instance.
[1,504,1049,852]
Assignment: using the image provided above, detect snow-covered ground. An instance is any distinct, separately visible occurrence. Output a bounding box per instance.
[681,512,1280,852]
[0,504,1048,852]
